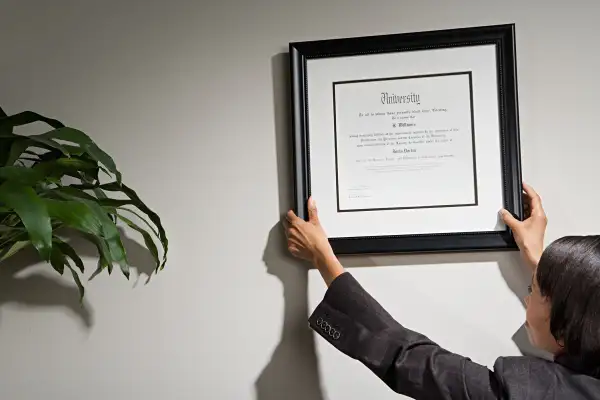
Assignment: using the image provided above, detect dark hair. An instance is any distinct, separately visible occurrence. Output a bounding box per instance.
[537,235,600,376]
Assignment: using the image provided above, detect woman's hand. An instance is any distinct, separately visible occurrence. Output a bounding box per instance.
[285,197,344,286]
[500,182,547,270]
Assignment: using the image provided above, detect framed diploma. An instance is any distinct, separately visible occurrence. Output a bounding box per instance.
[289,24,523,254]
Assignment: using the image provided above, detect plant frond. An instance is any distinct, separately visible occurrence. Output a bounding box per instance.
[0,108,168,299]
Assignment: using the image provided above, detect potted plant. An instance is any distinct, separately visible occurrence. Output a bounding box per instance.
[0,106,168,300]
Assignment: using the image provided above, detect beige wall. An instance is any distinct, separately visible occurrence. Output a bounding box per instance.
[0,0,599,399]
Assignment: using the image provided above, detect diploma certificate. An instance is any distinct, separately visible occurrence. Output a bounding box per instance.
[334,72,477,212]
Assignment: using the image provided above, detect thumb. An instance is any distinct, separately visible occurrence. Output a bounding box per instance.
[307,197,319,223]
[499,208,519,229]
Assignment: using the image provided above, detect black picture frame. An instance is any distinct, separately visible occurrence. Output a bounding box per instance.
[289,23,523,255]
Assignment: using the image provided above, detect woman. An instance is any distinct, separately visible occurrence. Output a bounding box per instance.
[284,183,600,399]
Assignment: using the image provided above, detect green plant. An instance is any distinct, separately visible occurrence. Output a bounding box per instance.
[0,106,168,300]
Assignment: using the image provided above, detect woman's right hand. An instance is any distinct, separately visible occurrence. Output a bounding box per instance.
[500,183,547,270]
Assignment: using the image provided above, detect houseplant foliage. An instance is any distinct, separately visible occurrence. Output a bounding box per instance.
[0,106,168,300]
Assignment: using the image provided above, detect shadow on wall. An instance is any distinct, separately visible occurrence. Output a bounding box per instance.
[0,227,158,330]
[255,53,325,400]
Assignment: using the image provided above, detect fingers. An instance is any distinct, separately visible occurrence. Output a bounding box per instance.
[500,208,519,229]
[283,212,302,242]
[284,223,301,257]
[286,209,301,224]
[523,201,532,219]
[522,183,538,202]
[522,182,542,209]
[285,198,320,226]
[522,182,546,219]
[285,227,305,259]
[287,243,299,255]
[284,210,302,243]
[307,197,319,223]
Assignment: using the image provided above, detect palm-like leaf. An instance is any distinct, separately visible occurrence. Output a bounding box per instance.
[0,106,168,300]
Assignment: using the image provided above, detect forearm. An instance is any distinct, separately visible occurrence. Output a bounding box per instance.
[311,245,345,286]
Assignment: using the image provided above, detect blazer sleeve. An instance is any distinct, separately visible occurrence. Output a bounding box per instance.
[308,272,505,400]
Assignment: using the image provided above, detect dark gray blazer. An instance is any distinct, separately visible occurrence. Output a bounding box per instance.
[309,272,600,399]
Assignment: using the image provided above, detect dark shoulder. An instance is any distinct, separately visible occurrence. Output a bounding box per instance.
[494,356,600,399]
